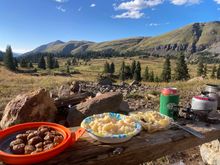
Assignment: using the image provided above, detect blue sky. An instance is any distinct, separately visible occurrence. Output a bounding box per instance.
[0,0,219,53]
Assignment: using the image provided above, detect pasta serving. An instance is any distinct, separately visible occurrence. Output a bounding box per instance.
[81,113,137,136]
[130,111,171,133]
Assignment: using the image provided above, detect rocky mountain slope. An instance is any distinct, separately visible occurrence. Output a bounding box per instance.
[22,21,220,58]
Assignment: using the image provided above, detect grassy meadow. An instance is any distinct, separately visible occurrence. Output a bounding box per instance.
[0,56,220,111]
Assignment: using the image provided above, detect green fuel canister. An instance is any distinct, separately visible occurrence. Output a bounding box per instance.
[159,88,179,120]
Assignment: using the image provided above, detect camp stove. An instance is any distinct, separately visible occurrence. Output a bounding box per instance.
[181,104,210,121]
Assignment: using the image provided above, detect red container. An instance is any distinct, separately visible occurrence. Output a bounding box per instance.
[161,87,178,96]
[0,122,85,165]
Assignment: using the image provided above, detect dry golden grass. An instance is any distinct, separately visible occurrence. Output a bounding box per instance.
[0,57,219,111]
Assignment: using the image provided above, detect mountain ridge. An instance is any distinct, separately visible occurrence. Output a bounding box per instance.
[21,21,220,58]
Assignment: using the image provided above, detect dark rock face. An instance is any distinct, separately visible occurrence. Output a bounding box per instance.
[0,89,57,129]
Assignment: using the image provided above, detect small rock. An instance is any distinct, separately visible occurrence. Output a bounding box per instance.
[70,81,80,93]
[58,85,71,97]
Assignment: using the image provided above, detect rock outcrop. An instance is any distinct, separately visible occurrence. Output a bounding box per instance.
[0,89,57,129]
[67,92,123,126]
[200,140,220,165]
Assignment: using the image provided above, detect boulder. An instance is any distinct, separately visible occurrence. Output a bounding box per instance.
[0,89,57,129]
[67,92,123,126]
[200,140,220,165]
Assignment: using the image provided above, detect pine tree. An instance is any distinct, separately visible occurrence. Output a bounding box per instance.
[161,57,171,82]
[66,59,71,66]
[53,59,59,68]
[155,75,160,82]
[124,65,132,79]
[47,54,54,69]
[174,53,190,81]
[133,61,141,81]
[28,61,33,68]
[109,62,115,74]
[3,45,16,71]
[149,71,155,82]
[20,58,28,68]
[211,65,217,79]
[119,61,126,81]
[66,65,70,74]
[203,64,207,77]
[217,64,220,79]
[38,56,46,69]
[131,60,136,77]
[144,66,149,81]
[197,59,204,76]
[14,58,18,68]
[103,62,110,73]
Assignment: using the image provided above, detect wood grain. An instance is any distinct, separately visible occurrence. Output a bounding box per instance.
[39,122,220,165]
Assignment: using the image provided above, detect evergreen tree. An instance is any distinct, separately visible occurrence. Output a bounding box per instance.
[155,75,160,82]
[53,59,59,68]
[161,57,171,82]
[144,66,149,81]
[119,61,126,81]
[14,58,18,68]
[3,45,16,71]
[47,54,54,69]
[71,58,77,65]
[66,65,70,74]
[197,59,204,76]
[28,61,33,68]
[203,64,207,77]
[20,58,28,68]
[38,56,46,69]
[109,62,115,74]
[67,59,71,66]
[124,65,132,79]
[211,65,217,79]
[149,71,155,82]
[133,61,141,81]
[131,60,136,77]
[174,53,190,81]
[103,62,110,73]
[217,64,220,79]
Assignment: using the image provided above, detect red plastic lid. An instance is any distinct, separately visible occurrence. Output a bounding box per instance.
[193,95,215,101]
[161,88,177,95]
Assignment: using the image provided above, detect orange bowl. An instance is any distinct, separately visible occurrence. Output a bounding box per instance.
[0,122,85,165]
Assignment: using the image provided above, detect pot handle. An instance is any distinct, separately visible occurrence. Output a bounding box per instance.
[71,127,85,142]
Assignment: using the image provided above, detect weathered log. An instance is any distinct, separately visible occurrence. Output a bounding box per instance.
[54,92,92,108]
[35,122,220,165]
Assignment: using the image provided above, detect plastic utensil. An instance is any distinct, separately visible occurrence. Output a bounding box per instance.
[0,122,85,165]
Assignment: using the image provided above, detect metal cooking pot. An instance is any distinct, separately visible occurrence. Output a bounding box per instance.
[205,84,220,108]
[191,95,217,112]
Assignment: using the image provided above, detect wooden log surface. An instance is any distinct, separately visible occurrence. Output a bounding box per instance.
[1,122,220,165]
[38,122,220,165]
